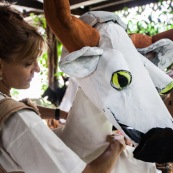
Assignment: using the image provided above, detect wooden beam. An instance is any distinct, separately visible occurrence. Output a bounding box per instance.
[5,0,161,16]
[6,0,43,10]
[70,0,109,9]
[90,0,135,10]
[89,0,160,11]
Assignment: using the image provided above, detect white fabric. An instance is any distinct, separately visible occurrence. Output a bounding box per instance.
[60,12,173,136]
[59,87,158,173]
[59,77,78,112]
[0,95,86,173]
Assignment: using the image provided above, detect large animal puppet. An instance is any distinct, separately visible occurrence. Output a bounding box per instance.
[43,0,173,165]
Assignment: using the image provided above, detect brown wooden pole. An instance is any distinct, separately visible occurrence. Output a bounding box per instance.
[46,24,58,88]
[152,29,173,43]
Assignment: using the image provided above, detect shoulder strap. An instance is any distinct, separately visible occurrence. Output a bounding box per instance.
[0,97,38,173]
[0,97,38,129]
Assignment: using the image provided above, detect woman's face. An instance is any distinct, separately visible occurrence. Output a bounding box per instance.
[0,55,40,90]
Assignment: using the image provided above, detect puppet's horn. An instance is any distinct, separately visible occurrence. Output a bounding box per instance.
[152,29,173,43]
[43,0,99,53]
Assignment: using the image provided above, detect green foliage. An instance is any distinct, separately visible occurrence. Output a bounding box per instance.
[57,41,63,56]
[116,0,173,36]
[10,88,19,98]
[30,13,47,30]
[38,52,49,93]
[30,14,49,94]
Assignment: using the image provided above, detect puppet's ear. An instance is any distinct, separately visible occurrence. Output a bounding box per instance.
[138,38,173,70]
[59,46,103,78]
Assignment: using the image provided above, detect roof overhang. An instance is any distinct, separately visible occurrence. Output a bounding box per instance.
[6,0,160,16]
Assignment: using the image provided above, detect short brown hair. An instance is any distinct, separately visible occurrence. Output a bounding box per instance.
[0,2,45,62]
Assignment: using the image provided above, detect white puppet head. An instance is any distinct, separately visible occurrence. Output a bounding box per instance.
[60,11,173,143]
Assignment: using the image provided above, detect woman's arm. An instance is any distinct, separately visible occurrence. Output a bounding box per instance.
[37,105,68,120]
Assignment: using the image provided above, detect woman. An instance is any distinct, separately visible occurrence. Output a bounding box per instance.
[0,2,125,173]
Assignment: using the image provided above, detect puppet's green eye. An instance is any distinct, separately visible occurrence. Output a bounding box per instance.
[159,81,173,95]
[111,70,132,90]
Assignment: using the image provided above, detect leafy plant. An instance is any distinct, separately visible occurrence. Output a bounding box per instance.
[116,0,173,36]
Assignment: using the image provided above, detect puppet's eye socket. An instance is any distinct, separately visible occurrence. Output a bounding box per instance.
[111,70,132,90]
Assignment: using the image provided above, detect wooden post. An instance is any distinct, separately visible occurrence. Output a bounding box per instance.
[46,24,58,88]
